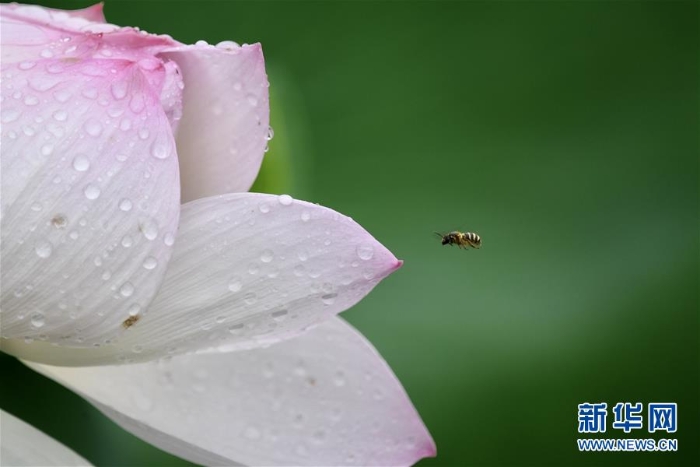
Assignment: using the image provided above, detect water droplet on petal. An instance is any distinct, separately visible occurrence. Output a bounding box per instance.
[128,304,141,316]
[150,140,170,159]
[72,154,90,171]
[110,80,128,100]
[120,282,135,297]
[216,40,240,50]
[118,198,133,211]
[333,371,346,387]
[356,244,374,261]
[52,110,68,121]
[41,144,54,156]
[142,256,158,269]
[278,194,292,206]
[228,323,244,334]
[297,249,309,262]
[30,312,45,328]
[271,309,288,321]
[35,241,53,258]
[83,119,103,137]
[246,94,258,106]
[121,235,133,248]
[259,203,270,214]
[260,249,274,263]
[244,293,257,305]
[321,293,337,305]
[140,220,158,240]
[84,184,101,200]
[163,233,175,246]
[228,278,242,293]
[301,211,311,222]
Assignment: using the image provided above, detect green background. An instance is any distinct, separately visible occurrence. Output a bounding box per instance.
[1,1,698,466]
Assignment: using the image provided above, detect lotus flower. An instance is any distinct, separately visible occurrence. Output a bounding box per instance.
[0,3,435,466]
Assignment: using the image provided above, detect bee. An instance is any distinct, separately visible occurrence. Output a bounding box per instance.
[435,231,481,250]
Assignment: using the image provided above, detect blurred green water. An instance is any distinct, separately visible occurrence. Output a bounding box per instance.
[1,1,697,466]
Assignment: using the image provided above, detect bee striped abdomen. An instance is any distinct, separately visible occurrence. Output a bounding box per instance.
[435,230,482,250]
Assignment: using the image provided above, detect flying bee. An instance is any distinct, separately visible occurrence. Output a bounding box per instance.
[435,231,481,250]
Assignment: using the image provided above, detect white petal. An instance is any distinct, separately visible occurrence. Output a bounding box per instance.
[159,43,270,201]
[0,410,92,466]
[0,58,180,349]
[1,193,401,365]
[27,318,435,467]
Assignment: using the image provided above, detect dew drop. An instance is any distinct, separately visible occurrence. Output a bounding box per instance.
[266,126,275,141]
[260,249,274,263]
[321,293,338,305]
[23,95,39,106]
[228,278,242,293]
[140,220,158,240]
[297,249,309,262]
[217,40,240,50]
[142,256,158,269]
[52,110,68,121]
[118,198,133,211]
[163,233,175,246]
[83,184,101,200]
[35,241,53,258]
[72,154,90,171]
[30,202,42,212]
[1,109,20,123]
[128,304,141,316]
[259,203,270,214]
[333,371,346,387]
[132,344,143,353]
[301,211,311,222]
[356,244,374,261]
[311,430,327,444]
[244,293,257,305]
[150,141,169,159]
[271,309,288,321]
[246,94,258,106]
[83,119,103,137]
[30,312,46,328]
[120,282,135,297]
[110,80,128,100]
[278,194,293,206]
[228,323,244,334]
[121,235,133,248]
